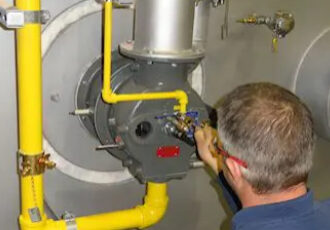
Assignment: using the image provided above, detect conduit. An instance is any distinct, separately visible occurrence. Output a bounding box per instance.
[101,0,188,113]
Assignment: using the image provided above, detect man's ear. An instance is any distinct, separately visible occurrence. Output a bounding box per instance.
[225,158,243,182]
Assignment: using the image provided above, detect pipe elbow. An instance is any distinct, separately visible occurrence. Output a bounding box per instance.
[175,90,188,113]
[175,90,188,103]
[102,90,117,103]
[19,216,67,230]
[137,196,169,229]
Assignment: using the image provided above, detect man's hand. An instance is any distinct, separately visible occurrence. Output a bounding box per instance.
[194,125,220,174]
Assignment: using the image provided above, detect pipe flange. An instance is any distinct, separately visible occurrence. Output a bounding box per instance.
[119,41,205,63]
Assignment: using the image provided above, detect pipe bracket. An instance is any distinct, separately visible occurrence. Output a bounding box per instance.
[18,152,56,177]
[62,211,77,230]
[0,7,50,29]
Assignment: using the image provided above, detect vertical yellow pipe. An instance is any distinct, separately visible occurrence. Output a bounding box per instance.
[102,0,112,98]
[15,1,169,229]
[16,0,46,227]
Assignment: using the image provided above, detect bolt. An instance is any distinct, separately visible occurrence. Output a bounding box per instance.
[108,118,116,125]
[41,11,51,23]
[123,159,133,167]
[130,63,140,72]
[50,93,60,102]
[69,109,93,116]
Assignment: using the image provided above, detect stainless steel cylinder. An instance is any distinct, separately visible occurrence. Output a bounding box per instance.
[193,0,211,48]
[134,0,195,53]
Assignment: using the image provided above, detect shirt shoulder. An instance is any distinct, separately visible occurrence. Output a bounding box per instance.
[232,199,330,230]
[315,198,330,209]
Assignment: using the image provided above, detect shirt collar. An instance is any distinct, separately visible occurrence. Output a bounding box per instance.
[232,191,314,229]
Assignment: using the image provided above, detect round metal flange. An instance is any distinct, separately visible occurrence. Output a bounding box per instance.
[75,57,102,138]
[119,41,205,63]
[41,0,136,186]
[293,27,330,140]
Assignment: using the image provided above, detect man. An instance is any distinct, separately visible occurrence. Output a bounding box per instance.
[195,83,330,230]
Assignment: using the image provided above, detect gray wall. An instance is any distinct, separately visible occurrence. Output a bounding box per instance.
[0,0,329,229]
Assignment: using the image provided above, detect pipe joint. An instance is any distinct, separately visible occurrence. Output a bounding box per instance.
[20,215,68,230]
[137,183,169,229]
[101,89,117,103]
[174,90,188,113]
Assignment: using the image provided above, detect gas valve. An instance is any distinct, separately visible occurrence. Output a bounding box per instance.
[156,111,203,146]
[237,10,295,52]
[72,0,209,183]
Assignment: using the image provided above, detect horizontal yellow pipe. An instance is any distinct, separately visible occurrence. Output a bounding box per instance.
[76,182,168,230]
[101,1,188,113]
[20,217,66,230]
[102,90,188,113]
[20,183,168,230]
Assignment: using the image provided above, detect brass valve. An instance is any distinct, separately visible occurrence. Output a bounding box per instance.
[237,11,295,52]
[19,152,56,177]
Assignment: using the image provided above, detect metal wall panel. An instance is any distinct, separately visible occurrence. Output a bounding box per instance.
[0,1,329,229]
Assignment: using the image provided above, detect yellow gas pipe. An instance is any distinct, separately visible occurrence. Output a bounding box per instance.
[101,1,188,113]
[16,0,47,228]
[17,0,169,230]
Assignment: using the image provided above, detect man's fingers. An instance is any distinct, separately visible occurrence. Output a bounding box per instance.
[194,127,205,144]
[204,126,214,142]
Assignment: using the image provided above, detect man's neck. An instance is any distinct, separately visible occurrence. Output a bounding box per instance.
[240,183,307,208]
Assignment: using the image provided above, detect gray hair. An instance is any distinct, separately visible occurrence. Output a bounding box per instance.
[217,83,315,194]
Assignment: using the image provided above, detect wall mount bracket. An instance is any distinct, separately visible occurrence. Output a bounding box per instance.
[0,7,50,29]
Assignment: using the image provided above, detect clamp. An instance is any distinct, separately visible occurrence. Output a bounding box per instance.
[18,152,56,177]
[62,211,78,230]
[0,6,50,29]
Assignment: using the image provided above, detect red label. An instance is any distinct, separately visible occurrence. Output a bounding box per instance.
[157,146,180,158]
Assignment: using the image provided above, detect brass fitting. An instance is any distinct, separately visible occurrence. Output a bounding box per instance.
[236,15,258,24]
[19,152,56,177]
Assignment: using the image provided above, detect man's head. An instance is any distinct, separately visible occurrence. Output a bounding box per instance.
[217,83,315,195]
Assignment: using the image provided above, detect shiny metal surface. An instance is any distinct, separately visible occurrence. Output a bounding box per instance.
[193,0,211,47]
[120,0,204,62]
[134,0,194,52]
[119,41,204,63]
[294,28,330,139]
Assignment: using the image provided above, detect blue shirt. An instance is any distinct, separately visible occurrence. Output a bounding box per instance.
[218,172,330,230]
